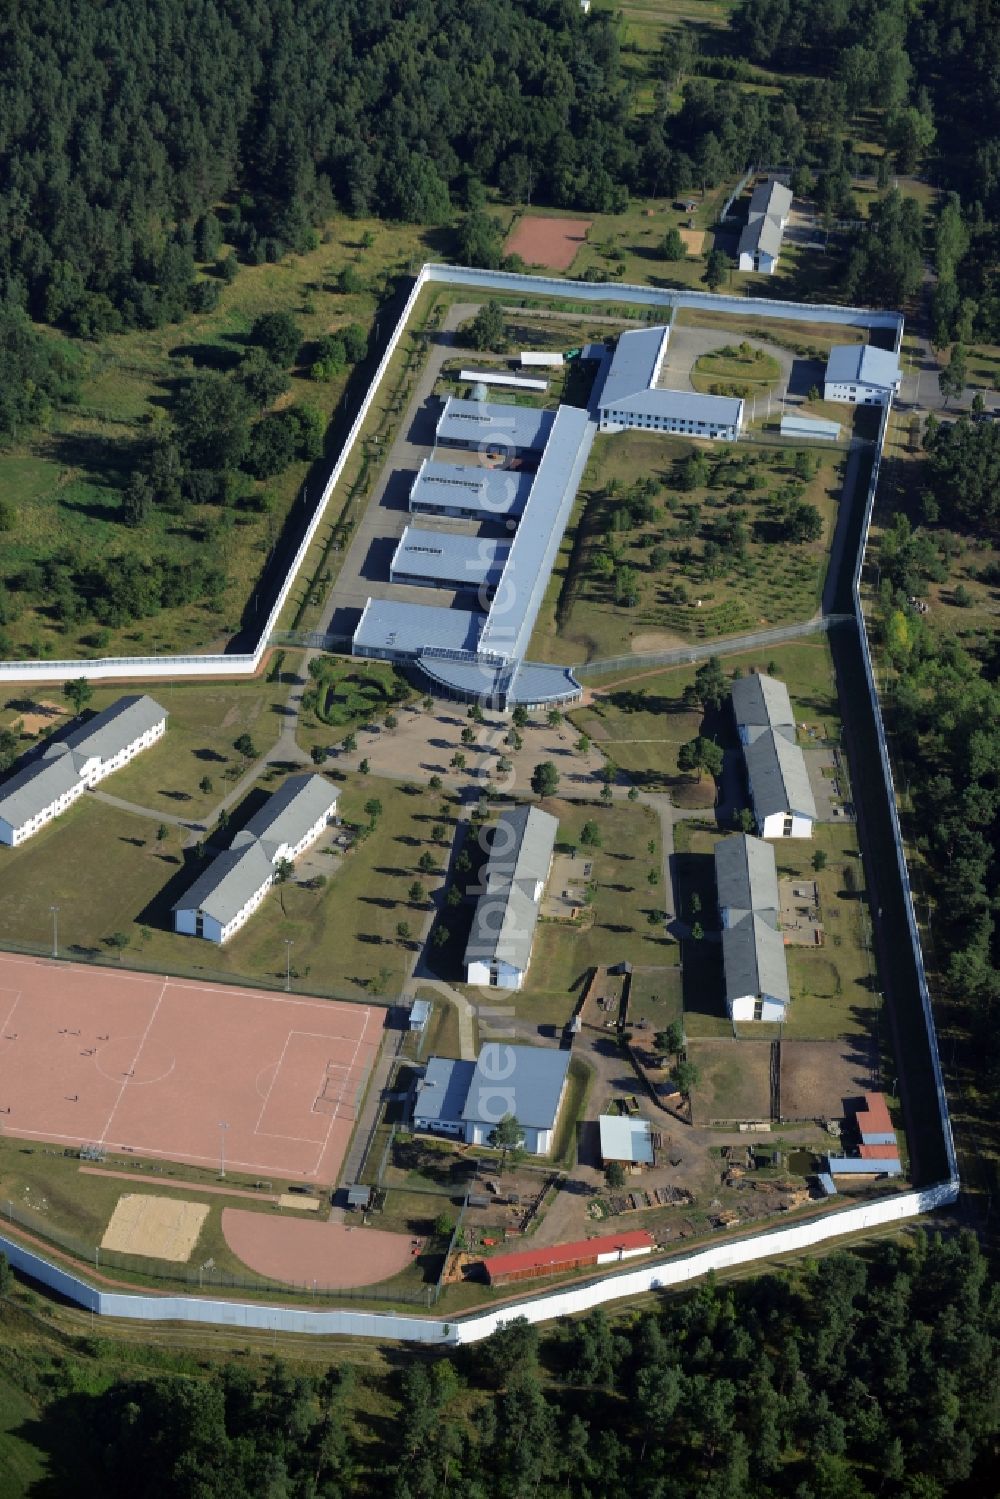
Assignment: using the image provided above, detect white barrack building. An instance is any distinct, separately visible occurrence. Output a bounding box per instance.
[0,695,167,847]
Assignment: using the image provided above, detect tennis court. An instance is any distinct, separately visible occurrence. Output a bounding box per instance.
[0,955,384,1184]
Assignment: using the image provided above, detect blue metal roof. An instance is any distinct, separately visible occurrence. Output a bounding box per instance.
[462,1044,571,1131]
[353,598,484,656]
[827,1155,902,1176]
[478,404,595,662]
[414,1057,476,1126]
[390,526,510,589]
[436,397,554,454]
[410,459,533,520]
[599,326,669,409]
[825,344,901,389]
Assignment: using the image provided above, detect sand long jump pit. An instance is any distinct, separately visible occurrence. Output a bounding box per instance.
[102,1193,208,1261]
[0,955,384,1184]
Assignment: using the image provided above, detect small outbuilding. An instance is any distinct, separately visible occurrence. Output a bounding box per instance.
[346,1185,372,1210]
[482,1229,654,1286]
[599,1115,654,1167]
[409,999,432,1033]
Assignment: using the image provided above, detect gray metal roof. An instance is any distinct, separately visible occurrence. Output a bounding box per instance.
[478,404,595,662]
[508,661,582,705]
[731,673,795,736]
[409,459,533,520]
[464,805,558,972]
[436,397,554,454]
[390,526,510,589]
[353,598,485,657]
[0,694,167,831]
[462,1044,570,1130]
[825,344,901,389]
[748,179,792,221]
[0,753,82,829]
[714,834,779,922]
[780,414,841,440]
[722,914,790,1005]
[602,387,743,426]
[744,731,818,822]
[414,1057,476,1126]
[174,775,337,925]
[173,842,275,926]
[232,774,338,860]
[599,1114,654,1165]
[738,212,783,260]
[415,654,582,707]
[598,326,669,410]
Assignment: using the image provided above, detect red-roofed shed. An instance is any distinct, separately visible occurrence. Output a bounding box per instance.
[483,1230,654,1286]
[859,1144,901,1160]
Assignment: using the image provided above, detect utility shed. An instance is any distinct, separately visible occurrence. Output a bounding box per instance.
[409,999,432,1032]
[346,1185,371,1210]
[780,414,842,442]
[483,1230,654,1285]
[599,1115,654,1167]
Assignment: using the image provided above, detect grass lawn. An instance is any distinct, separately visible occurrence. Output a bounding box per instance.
[294,656,415,759]
[528,429,842,665]
[0,1374,46,1499]
[0,767,453,998]
[514,797,669,1023]
[690,348,781,395]
[140,777,452,997]
[571,687,732,796]
[673,306,868,354]
[0,215,435,661]
[627,964,683,1028]
[0,797,178,957]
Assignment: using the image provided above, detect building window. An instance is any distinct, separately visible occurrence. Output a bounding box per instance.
[753,1000,764,1021]
[782,817,793,837]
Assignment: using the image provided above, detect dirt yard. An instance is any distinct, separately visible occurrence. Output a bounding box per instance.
[678,227,705,255]
[779,1038,874,1123]
[504,215,593,270]
[688,1038,774,1125]
[10,699,64,736]
[101,1193,208,1261]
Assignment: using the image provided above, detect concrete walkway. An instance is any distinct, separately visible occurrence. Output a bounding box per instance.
[90,789,204,831]
[405,976,477,1061]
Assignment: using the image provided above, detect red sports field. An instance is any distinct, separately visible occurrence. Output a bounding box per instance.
[504,215,592,270]
[0,956,383,1184]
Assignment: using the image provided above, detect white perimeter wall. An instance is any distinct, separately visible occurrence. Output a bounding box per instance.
[0,1180,956,1345]
[0,265,901,685]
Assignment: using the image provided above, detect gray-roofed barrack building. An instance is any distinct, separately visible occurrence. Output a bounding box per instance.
[597,326,743,439]
[465,805,558,991]
[389,526,510,595]
[435,397,554,459]
[408,459,533,526]
[173,774,339,944]
[738,179,793,275]
[0,694,167,847]
[714,833,790,1023]
[732,673,816,839]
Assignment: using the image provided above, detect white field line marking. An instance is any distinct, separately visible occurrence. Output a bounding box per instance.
[98,980,168,1147]
[311,1009,371,1177]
